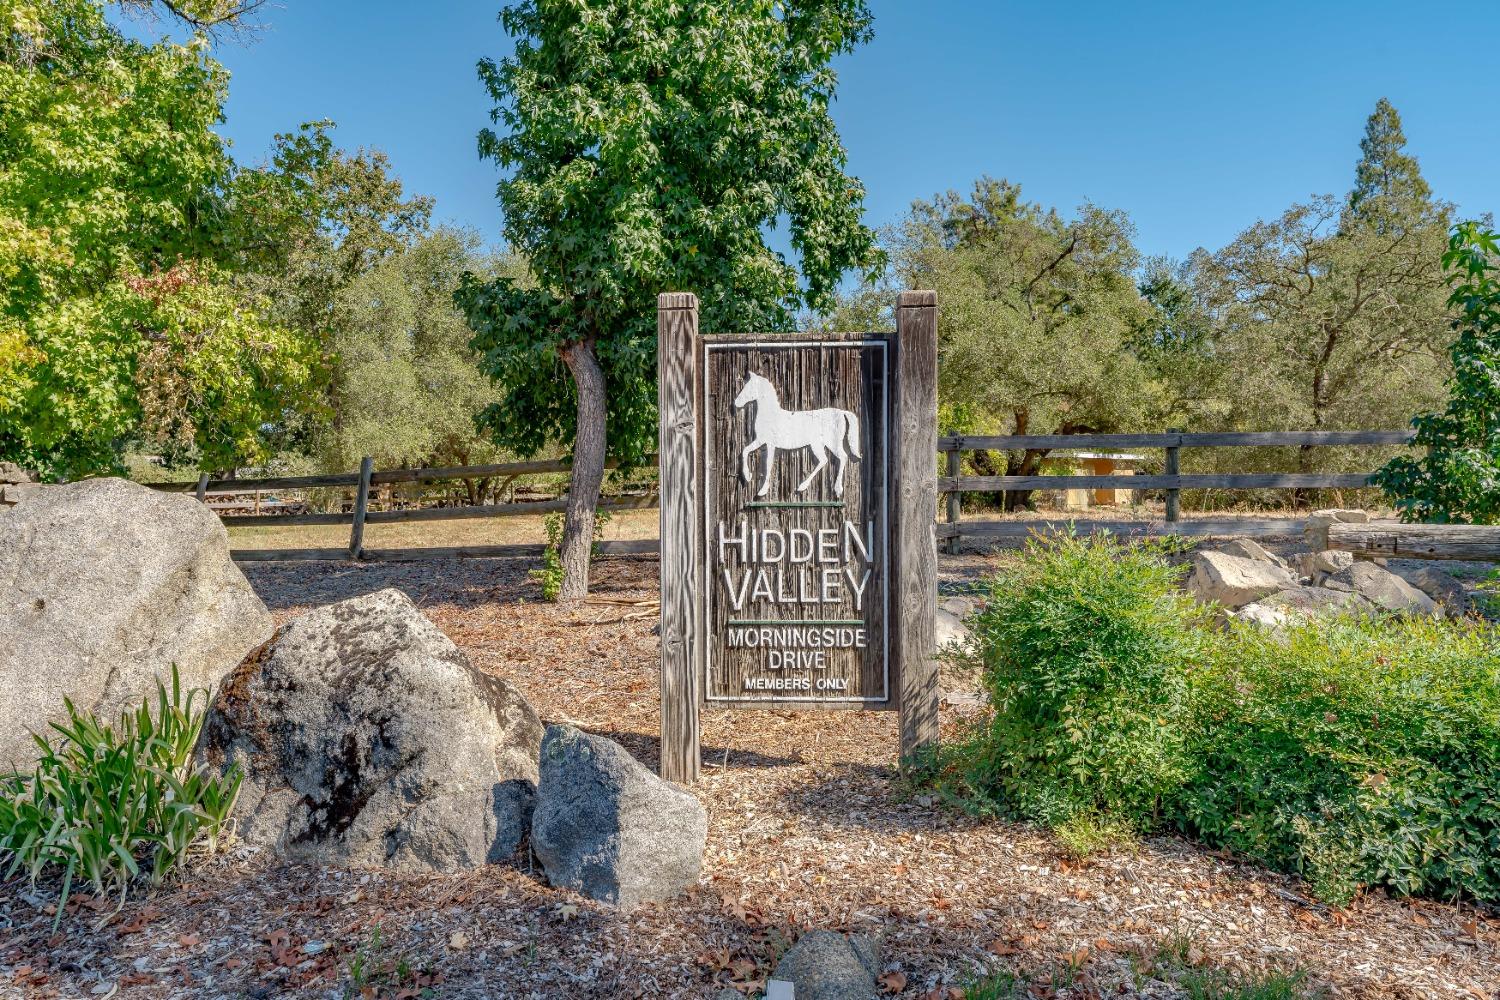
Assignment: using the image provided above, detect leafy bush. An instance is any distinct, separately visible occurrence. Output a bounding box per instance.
[1180,616,1500,904]
[933,533,1210,833]
[1373,221,1500,524]
[0,668,241,917]
[931,536,1500,904]
[531,509,610,601]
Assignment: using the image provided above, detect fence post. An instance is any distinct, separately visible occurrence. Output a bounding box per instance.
[194,472,209,504]
[942,436,961,555]
[348,456,374,560]
[657,292,702,785]
[1164,428,1182,524]
[894,291,940,764]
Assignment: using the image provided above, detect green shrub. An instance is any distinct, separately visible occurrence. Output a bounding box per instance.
[1179,616,1500,903]
[0,668,241,918]
[929,535,1500,904]
[933,533,1210,833]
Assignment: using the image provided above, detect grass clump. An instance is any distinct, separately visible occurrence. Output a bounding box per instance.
[927,532,1500,904]
[0,668,240,918]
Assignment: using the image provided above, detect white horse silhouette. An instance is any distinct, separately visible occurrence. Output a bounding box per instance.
[733,372,861,498]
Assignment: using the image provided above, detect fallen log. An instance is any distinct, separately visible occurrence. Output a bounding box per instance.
[1323,521,1500,562]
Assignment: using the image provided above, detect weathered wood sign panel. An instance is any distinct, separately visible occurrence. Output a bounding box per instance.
[657,291,938,784]
[702,334,890,706]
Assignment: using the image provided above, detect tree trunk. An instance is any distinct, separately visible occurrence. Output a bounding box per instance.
[558,338,608,602]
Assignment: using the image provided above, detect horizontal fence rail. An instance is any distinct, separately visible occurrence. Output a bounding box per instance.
[147,429,1418,561]
[936,427,1417,552]
[937,430,1417,451]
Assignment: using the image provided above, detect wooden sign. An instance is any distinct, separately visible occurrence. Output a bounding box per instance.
[657,292,939,783]
[703,334,890,706]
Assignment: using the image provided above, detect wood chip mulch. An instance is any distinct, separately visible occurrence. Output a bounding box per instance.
[2,554,1497,999]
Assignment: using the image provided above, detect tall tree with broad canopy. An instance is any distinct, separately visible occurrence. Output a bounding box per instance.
[457,0,881,600]
[892,177,1158,509]
[1201,100,1452,477]
[0,0,321,479]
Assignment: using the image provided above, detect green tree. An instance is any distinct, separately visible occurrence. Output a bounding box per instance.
[1202,103,1452,478]
[457,0,881,599]
[1349,97,1436,231]
[1373,223,1500,524]
[894,177,1156,509]
[318,229,525,494]
[0,0,320,478]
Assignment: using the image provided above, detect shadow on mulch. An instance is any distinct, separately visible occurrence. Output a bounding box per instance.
[242,554,657,614]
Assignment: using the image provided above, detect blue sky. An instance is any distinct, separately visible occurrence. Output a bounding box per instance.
[121,1,1499,263]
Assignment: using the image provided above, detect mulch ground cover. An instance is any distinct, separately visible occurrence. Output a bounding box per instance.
[2,553,1497,999]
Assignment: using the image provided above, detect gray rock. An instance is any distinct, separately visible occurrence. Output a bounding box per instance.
[1186,550,1296,609]
[770,931,880,1000]
[1392,566,1468,615]
[1328,562,1438,617]
[1304,508,1371,550]
[0,478,272,769]
[0,461,35,484]
[939,595,975,618]
[935,607,970,651]
[1307,549,1354,576]
[1220,538,1289,570]
[531,725,706,910]
[1260,585,1372,614]
[202,588,542,873]
[1232,603,1291,629]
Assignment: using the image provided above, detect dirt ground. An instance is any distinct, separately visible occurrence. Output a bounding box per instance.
[2,550,1498,1000]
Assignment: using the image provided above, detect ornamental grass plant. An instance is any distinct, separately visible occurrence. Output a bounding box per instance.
[0,668,241,920]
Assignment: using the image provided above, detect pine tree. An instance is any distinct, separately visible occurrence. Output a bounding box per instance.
[1348,98,1435,230]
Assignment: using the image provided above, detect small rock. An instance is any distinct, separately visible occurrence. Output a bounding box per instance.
[1328,562,1437,617]
[939,595,975,618]
[1186,551,1296,609]
[1391,566,1468,615]
[771,931,880,1000]
[1233,603,1291,629]
[531,725,706,910]
[0,461,35,484]
[1302,548,1362,578]
[1220,538,1289,570]
[1260,586,1372,614]
[935,607,970,651]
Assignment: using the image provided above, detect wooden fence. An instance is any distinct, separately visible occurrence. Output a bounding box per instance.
[936,428,1417,551]
[151,456,662,562]
[152,428,1417,562]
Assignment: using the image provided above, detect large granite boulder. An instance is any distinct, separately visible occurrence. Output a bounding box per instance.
[0,478,272,769]
[1186,550,1296,609]
[770,931,880,1000]
[531,725,706,910]
[202,588,543,873]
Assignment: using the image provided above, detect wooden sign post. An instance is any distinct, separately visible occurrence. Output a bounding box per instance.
[657,292,939,784]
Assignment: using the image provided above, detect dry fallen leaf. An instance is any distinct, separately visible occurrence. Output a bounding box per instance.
[878,969,907,994]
